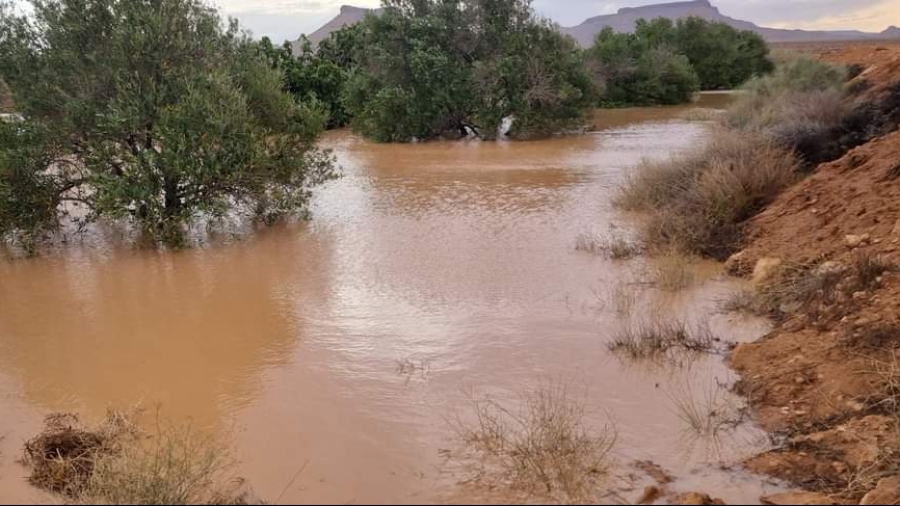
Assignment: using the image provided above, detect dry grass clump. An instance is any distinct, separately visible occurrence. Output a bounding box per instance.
[615,57,854,260]
[617,132,799,260]
[665,381,752,463]
[453,383,616,503]
[608,318,723,362]
[24,412,140,498]
[650,250,695,291]
[575,232,642,260]
[23,410,254,505]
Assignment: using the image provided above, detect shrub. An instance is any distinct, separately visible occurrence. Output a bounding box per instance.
[587,27,700,107]
[342,0,596,142]
[23,410,253,505]
[453,383,616,503]
[725,58,848,163]
[617,133,799,259]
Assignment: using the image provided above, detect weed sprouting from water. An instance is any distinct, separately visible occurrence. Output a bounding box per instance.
[575,233,642,260]
[608,319,725,363]
[666,380,752,462]
[450,382,617,504]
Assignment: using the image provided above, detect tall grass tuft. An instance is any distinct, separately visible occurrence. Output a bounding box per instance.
[617,132,799,259]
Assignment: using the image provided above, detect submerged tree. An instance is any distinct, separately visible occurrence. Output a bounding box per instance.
[586,16,773,106]
[341,0,596,142]
[0,0,336,249]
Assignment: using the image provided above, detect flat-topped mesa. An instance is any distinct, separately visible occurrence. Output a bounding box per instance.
[298,1,900,52]
[619,0,717,15]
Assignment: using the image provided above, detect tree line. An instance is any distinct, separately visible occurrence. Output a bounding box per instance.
[264,1,774,140]
[0,0,773,251]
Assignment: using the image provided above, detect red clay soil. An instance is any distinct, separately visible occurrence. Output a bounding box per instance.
[726,44,900,504]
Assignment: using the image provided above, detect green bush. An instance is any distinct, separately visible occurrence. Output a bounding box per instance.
[587,27,700,107]
[0,0,336,249]
[672,17,774,90]
[587,16,772,106]
[340,0,595,142]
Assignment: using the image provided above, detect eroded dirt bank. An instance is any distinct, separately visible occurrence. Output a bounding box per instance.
[727,42,900,505]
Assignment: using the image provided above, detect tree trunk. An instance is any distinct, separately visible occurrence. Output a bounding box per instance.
[163,175,181,219]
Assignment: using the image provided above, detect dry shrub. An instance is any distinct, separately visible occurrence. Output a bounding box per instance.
[23,410,254,505]
[608,318,723,362]
[575,233,641,260]
[651,250,694,291]
[618,133,799,259]
[24,412,140,498]
[725,58,850,165]
[453,383,616,503]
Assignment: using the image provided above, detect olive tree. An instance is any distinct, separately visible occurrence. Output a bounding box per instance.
[341,0,596,142]
[0,0,336,248]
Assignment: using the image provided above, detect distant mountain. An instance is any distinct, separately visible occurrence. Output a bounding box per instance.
[297,0,900,50]
[292,5,382,54]
[560,0,897,46]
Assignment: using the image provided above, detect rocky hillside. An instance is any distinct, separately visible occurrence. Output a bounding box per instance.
[298,1,900,49]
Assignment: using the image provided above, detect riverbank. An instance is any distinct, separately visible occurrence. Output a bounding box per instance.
[724,42,900,505]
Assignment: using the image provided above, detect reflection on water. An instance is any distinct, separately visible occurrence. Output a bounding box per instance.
[0,94,784,504]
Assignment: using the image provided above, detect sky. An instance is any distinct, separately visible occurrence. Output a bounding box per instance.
[11,0,900,44]
[214,0,900,43]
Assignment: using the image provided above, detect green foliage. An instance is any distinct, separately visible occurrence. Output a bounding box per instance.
[340,0,595,142]
[587,27,699,107]
[725,57,848,162]
[0,122,60,251]
[672,17,774,90]
[260,33,356,128]
[587,16,774,106]
[0,0,336,249]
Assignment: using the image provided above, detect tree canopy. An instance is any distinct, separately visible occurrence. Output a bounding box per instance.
[339,0,596,142]
[587,16,774,106]
[0,0,336,249]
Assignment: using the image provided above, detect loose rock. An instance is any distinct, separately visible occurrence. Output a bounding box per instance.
[860,476,900,505]
[760,492,837,505]
[752,257,783,286]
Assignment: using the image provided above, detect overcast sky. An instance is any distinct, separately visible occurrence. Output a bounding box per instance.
[213,0,900,43]
[11,0,900,44]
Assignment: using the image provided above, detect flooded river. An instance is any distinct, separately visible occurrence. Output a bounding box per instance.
[0,94,787,504]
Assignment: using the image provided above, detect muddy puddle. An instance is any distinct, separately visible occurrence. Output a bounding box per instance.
[0,93,789,504]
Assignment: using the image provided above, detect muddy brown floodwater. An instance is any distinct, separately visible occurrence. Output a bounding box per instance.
[0,94,789,504]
